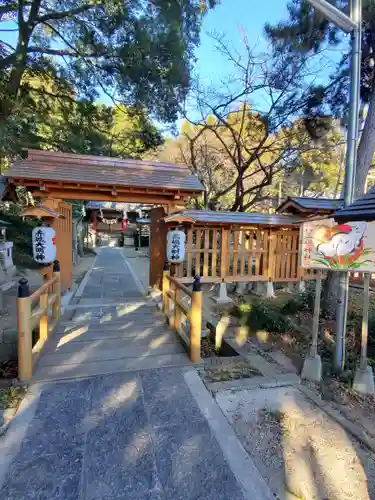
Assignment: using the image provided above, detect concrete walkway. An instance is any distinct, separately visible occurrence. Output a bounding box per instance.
[0,369,273,500]
[32,247,189,382]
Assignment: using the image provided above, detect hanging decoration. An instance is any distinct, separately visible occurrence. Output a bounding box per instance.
[32,226,56,264]
[167,230,185,263]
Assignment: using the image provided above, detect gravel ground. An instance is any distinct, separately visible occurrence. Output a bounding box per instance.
[215,386,375,500]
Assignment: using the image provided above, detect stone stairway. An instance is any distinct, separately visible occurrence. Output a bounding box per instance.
[32,301,191,382]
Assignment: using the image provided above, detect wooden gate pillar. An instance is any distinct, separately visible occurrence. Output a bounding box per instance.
[52,201,73,292]
[149,206,168,290]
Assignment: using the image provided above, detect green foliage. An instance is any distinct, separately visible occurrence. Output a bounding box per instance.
[0,210,40,268]
[281,289,315,315]
[0,0,207,125]
[0,76,163,171]
[265,1,375,198]
[233,298,291,335]
[266,1,375,114]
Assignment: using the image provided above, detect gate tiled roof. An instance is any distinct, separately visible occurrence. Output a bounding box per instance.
[5,150,203,194]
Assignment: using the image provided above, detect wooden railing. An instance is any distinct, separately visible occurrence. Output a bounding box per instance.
[162,271,202,363]
[17,260,61,381]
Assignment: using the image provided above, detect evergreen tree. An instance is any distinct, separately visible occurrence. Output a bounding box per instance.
[265,0,375,198]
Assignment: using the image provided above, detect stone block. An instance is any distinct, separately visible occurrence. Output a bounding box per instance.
[2,328,17,345]
[353,365,375,395]
[141,371,205,429]
[212,283,233,304]
[0,242,16,277]
[0,342,17,363]
[152,421,245,500]
[85,427,158,500]
[0,446,83,500]
[301,354,322,382]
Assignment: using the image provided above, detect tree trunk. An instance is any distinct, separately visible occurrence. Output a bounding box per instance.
[231,171,244,211]
[0,0,41,122]
[322,271,339,318]
[355,79,375,199]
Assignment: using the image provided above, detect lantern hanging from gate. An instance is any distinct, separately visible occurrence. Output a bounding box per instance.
[167,230,185,263]
[32,226,56,264]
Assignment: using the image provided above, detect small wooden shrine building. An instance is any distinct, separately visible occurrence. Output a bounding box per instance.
[164,210,317,287]
[277,197,344,217]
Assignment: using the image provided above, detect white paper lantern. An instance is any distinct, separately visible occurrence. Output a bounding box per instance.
[167,230,185,263]
[32,226,56,264]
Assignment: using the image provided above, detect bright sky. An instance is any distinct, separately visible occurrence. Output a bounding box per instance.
[194,0,289,85]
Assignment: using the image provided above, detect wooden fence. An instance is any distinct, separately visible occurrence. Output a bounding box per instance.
[17,261,61,381]
[173,226,317,284]
[350,272,375,288]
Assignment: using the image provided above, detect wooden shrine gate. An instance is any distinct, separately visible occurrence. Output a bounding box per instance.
[5,149,204,292]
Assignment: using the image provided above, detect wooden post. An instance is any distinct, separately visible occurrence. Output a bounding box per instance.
[52,260,61,322]
[149,206,167,290]
[17,278,32,382]
[353,272,375,394]
[360,273,370,369]
[190,276,202,363]
[174,287,182,331]
[267,229,277,282]
[39,291,48,342]
[301,276,322,382]
[220,229,229,280]
[310,277,322,357]
[162,266,170,316]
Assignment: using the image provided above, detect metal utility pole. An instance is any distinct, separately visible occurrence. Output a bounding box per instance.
[306,0,362,373]
[335,0,362,372]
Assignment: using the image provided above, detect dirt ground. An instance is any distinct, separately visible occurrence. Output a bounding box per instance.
[216,385,375,500]
[199,359,261,384]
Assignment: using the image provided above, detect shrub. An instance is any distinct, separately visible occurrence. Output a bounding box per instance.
[232,298,291,335]
[0,211,40,268]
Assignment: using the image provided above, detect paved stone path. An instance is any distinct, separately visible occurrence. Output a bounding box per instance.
[0,246,275,500]
[0,369,262,500]
[77,247,143,304]
[32,248,189,381]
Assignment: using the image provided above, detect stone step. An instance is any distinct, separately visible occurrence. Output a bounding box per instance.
[61,309,157,324]
[45,331,179,353]
[32,353,192,382]
[37,341,185,368]
[56,321,168,338]
[67,300,154,309]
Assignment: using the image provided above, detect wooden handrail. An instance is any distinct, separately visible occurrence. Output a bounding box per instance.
[17,262,61,382]
[29,276,58,302]
[167,275,193,298]
[163,270,202,363]
[166,289,190,316]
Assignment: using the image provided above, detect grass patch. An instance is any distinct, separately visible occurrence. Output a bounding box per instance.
[0,386,26,409]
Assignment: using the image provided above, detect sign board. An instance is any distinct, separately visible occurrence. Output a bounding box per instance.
[301,219,375,272]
